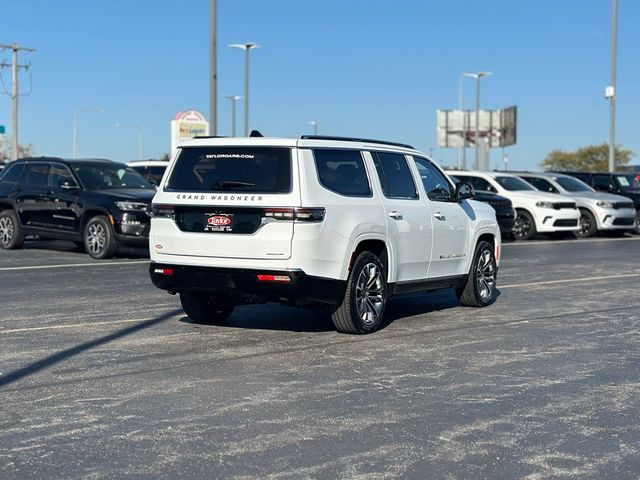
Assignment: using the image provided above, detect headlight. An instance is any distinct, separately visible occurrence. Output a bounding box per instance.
[535,201,554,208]
[115,201,149,212]
[596,201,616,208]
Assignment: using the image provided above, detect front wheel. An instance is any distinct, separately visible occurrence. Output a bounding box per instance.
[84,216,118,259]
[179,292,235,324]
[512,210,536,240]
[332,252,387,334]
[0,209,24,250]
[457,240,497,307]
[574,209,597,238]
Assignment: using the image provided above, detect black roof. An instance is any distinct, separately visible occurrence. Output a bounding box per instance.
[12,157,120,165]
[300,135,414,150]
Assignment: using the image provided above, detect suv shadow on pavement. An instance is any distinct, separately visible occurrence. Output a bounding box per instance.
[21,239,149,259]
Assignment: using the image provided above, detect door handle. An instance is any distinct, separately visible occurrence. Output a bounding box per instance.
[388,211,403,220]
[434,212,446,221]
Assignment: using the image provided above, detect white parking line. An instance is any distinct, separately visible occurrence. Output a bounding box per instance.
[500,272,640,289]
[503,236,640,247]
[0,260,149,272]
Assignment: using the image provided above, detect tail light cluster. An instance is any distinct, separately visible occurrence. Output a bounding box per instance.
[152,205,325,223]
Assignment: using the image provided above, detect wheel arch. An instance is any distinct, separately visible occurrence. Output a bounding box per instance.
[344,235,391,282]
[81,208,113,232]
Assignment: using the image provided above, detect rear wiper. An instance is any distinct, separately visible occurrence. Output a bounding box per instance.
[213,180,256,189]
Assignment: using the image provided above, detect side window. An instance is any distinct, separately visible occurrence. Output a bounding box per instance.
[49,165,76,190]
[456,175,489,193]
[23,164,50,189]
[0,163,25,184]
[531,177,558,193]
[412,157,453,201]
[313,149,371,197]
[592,175,611,191]
[371,152,418,199]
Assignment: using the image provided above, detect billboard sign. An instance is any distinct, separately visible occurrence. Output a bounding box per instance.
[171,110,209,154]
[437,106,517,149]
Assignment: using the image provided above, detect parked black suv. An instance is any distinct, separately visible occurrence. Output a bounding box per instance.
[0,157,155,258]
[553,171,640,233]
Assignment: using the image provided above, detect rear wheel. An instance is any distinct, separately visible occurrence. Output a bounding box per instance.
[574,209,597,238]
[84,216,118,259]
[512,210,536,240]
[179,292,235,324]
[457,240,497,307]
[331,251,387,334]
[0,209,24,250]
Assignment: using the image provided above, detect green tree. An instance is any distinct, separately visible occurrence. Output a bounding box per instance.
[540,143,633,171]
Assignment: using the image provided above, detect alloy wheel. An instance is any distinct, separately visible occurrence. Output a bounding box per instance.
[578,213,592,237]
[513,214,531,239]
[355,263,384,326]
[476,249,496,302]
[87,222,106,255]
[0,216,14,247]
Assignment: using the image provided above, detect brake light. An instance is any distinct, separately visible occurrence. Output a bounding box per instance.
[257,274,291,282]
[263,207,325,222]
[151,204,175,219]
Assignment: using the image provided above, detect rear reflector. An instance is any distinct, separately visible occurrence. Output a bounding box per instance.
[257,274,291,283]
[154,268,174,275]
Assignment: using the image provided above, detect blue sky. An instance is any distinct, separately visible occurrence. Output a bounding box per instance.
[0,0,638,170]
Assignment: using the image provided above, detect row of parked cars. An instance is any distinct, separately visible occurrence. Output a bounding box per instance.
[0,150,638,261]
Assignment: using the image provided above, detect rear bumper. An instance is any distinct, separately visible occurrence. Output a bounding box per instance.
[149,262,346,305]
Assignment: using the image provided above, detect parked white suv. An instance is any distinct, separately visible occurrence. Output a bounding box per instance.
[149,136,501,334]
[452,171,580,240]
[515,172,636,238]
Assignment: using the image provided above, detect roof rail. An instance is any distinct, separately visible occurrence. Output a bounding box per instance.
[300,135,414,150]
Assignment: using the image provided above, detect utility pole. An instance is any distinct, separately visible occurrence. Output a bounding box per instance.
[0,43,35,160]
[210,0,217,136]
[607,0,618,172]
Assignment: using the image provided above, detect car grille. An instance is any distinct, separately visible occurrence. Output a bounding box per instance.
[613,202,634,209]
[553,202,576,209]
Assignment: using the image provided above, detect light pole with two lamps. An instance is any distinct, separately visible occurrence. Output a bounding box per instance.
[229,43,260,136]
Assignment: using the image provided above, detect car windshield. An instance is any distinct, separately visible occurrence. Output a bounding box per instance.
[493,176,535,191]
[554,176,593,192]
[614,174,640,190]
[72,163,153,190]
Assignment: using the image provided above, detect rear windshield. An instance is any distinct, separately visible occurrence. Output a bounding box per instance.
[166,147,292,193]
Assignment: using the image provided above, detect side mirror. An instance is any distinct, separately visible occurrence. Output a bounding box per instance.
[59,179,79,190]
[455,181,474,202]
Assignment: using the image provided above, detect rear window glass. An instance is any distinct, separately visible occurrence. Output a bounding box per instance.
[0,163,24,184]
[166,147,292,193]
[23,164,49,189]
[372,152,417,199]
[313,149,371,197]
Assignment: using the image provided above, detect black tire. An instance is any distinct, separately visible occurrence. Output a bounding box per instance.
[74,241,86,252]
[331,251,387,334]
[512,209,536,240]
[457,240,497,307]
[0,209,24,250]
[574,209,597,238]
[633,210,640,235]
[84,215,118,259]
[179,292,235,324]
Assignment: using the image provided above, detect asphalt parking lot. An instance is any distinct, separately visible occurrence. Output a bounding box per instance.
[1,237,639,479]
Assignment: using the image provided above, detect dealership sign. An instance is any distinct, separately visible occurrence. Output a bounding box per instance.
[170,110,209,154]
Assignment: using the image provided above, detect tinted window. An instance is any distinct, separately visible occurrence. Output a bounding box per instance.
[527,177,557,193]
[166,147,291,193]
[457,175,495,192]
[23,164,49,189]
[314,149,371,197]
[73,163,153,190]
[372,152,417,199]
[412,157,453,201]
[592,175,611,190]
[614,174,640,190]
[132,166,167,185]
[494,176,535,191]
[49,165,76,190]
[0,163,24,184]
[554,176,593,192]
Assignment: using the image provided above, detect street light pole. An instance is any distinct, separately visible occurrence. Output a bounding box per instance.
[462,72,492,170]
[225,95,241,137]
[72,107,104,158]
[210,0,217,136]
[608,0,618,172]
[458,74,466,169]
[229,43,260,136]
[116,124,143,159]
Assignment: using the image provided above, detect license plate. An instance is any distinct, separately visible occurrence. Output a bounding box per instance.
[204,213,234,232]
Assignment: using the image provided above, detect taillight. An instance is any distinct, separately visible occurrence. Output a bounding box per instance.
[257,274,291,282]
[151,204,175,219]
[263,207,325,223]
[154,268,174,275]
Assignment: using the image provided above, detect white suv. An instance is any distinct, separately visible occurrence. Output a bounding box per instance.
[149,136,501,334]
[452,171,581,240]
[515,172,636,238]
